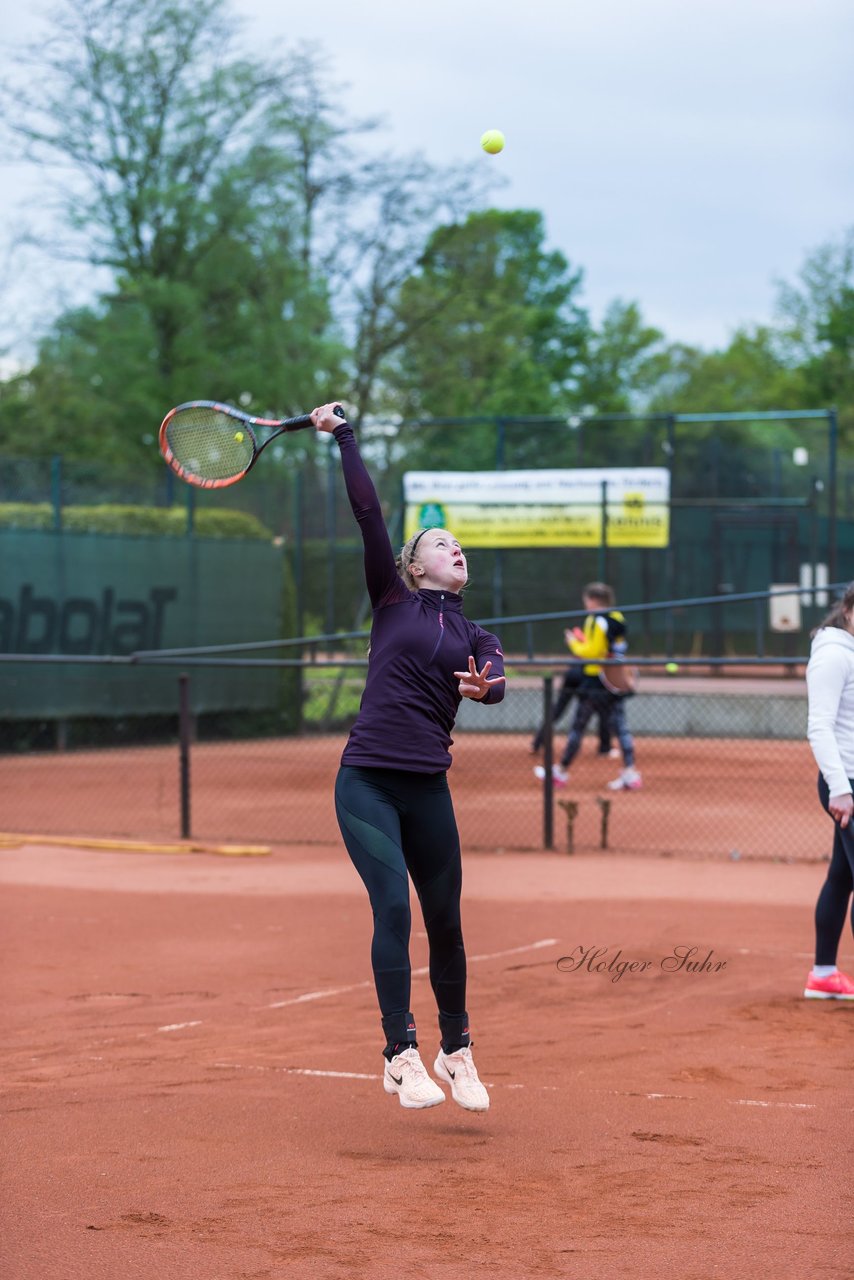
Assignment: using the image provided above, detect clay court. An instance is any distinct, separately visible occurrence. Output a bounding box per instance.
[0,730,831,860]
[2,826,852,1279]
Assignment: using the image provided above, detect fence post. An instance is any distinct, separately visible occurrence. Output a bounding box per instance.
[828,406,837,584]
[178,673,192,839]
[598,479,608,583]
[326,444,337,645]
[293,468,304,735]
[50,455,63,532]
[542,674,554,850]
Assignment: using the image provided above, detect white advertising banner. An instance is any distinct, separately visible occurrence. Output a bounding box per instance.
[403,467,671,548]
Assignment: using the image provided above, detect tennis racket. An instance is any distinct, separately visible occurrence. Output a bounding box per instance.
[598,658,639,697]
[158,400,345,489]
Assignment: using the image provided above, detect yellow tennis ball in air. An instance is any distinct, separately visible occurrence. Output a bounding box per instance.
[234,431,244,442]
[665,662,679,675]
[481,129,505,155]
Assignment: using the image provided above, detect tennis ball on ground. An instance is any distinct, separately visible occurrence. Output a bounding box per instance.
[234,431,244,442]
[481,129,505,155]
[665,662,679,674]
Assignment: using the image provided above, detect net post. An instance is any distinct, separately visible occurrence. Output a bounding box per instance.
[50,455,63,532]
[542,674,554,850]
[178,673,192,839]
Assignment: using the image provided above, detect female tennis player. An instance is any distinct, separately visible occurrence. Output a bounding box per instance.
[312,402,506,1110]
[804,581,854,1000]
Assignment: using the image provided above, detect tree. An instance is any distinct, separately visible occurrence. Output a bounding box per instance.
[774,227,854,440]
[336,158,498,427]
[0,0,354,464]
[383,209,589,464]
[2,1,341,385]
[647,325,802,416]
[0,0,497,465]
[575,299,671,415]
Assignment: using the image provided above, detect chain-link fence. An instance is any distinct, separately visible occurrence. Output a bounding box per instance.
[2,410,850,641]
[0,656,830,864]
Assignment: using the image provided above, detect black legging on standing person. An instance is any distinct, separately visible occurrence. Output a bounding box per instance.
[815,773,854,964]
[335,765,470,1058]
[531,666,611,753]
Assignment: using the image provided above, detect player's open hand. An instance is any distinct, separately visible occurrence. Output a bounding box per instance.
[454,656,506,701]
[828,792,854,828]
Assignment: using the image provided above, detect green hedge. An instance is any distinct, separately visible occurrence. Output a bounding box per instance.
[0,502,272,539]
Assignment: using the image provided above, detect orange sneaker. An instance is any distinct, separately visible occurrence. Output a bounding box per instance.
[803,970,854,1000]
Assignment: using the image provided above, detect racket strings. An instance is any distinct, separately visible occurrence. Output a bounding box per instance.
[164,407,255,481]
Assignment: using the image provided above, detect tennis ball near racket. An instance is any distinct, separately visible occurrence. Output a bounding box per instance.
[481,129,505,155]
[665,662,679,674]
[234,431,244,442]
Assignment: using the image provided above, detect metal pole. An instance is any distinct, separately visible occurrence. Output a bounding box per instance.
[665,414,676,654]
[293,468,305,736]
[494,418,506,618]
[294,468,304,640]
[50,456,62,532]
[598,479,608,582]
[178,673,192,839]
[828,408,838,584]
[326,445,336,646]
[542,675,554,850]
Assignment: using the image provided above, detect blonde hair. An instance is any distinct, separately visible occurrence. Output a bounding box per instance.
[396,528,431,591]
[396,527,465,592]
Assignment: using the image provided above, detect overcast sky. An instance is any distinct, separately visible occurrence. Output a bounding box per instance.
[2,0,852,363]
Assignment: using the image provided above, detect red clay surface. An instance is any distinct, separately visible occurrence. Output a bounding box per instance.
[2,840,852,1279]
[0,733,829,861]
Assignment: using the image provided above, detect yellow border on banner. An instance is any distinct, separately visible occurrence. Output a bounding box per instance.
[404,503,670,548]
[0,832,271,858]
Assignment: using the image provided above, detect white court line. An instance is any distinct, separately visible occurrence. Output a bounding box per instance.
[263,938,559,1009]
[212,1061,559,1090]
[75,939,560,1048]
[220,1065,818,1108]
[733,1098,815,1110]
[612,1089,818,1111]
[215,1062,382,1081]
[736,948,814,960]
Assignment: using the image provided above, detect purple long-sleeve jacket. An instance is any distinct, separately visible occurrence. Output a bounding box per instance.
[334,423,505,773]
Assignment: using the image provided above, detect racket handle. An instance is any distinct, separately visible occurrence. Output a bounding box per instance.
[280,404,347,431]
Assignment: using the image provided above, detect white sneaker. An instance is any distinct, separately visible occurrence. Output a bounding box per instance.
[433,1046,490,1112]
[383,1047,445,1109]
[533,764,568,786]
[607,767,642,791]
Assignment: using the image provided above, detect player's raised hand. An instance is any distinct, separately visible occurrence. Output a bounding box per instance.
[454,656,505,701]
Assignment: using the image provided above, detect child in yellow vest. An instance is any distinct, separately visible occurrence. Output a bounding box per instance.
[542,582,641,790]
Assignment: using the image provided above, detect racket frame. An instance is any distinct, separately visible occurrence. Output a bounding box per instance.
[158,400,320,489]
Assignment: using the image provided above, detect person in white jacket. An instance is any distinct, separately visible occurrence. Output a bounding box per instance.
[804,582,854,1000]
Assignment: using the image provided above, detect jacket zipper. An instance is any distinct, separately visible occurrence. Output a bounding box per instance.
[427,592,445,664]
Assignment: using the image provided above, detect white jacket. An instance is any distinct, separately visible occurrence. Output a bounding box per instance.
[806,626,854,797]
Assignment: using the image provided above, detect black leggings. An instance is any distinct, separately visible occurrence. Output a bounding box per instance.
[334,765,470,1054]
[815,773,854,965]
[531,667,611,753]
